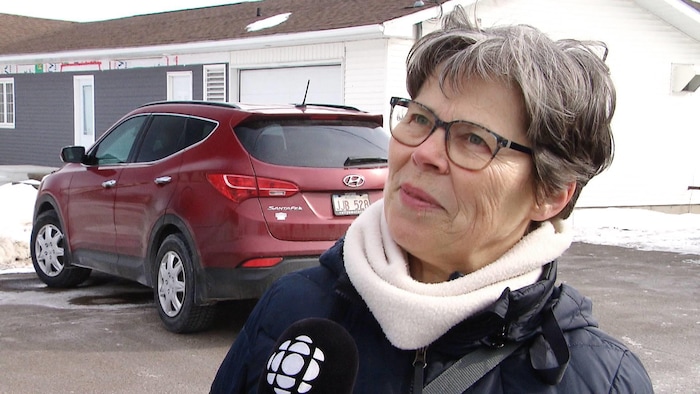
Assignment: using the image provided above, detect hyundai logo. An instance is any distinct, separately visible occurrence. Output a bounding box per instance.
[343,175,365,188]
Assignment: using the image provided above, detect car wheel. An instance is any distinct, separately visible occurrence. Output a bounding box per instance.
[154,234,217,333]
[30,210,91,288]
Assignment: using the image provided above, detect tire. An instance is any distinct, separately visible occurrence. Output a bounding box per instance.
[30,210,91,288]
[153,234,217,333]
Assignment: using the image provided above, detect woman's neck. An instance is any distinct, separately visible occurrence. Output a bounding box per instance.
[408,255,469,283]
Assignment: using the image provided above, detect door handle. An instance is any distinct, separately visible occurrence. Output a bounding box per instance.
[101,179,117,188]
[154,176,172,185]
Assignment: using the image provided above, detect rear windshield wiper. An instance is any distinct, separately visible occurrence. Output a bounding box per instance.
[343,156,388,167]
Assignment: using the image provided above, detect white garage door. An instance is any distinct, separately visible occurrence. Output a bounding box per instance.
[239,65,342,105]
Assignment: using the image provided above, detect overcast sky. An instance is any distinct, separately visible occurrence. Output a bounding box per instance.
[0,1,259,22]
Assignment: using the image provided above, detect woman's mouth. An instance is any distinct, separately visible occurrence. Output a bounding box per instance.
[399,183,441,209]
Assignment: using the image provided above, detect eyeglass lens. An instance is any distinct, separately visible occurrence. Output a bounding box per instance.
[389,99,498,170]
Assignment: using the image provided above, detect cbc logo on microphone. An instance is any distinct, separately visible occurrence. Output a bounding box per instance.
[264,334,325,393]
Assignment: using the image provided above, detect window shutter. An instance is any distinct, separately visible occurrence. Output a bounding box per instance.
[204,65,227,102]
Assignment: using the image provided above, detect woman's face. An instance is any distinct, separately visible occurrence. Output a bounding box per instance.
[384,76,546,281]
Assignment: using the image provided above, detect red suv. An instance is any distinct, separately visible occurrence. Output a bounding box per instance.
[31,101,388,333]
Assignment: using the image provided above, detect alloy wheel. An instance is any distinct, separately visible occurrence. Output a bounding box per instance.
[157,251,186,317]
[34,223,65,277]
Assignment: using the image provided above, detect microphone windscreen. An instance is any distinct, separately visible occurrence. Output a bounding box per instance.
[258,318,359,394]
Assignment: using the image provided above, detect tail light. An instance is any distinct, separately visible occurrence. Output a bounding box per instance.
[206,174,299,203]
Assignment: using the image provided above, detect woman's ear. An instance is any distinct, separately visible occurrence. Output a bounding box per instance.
[531,182,576,221]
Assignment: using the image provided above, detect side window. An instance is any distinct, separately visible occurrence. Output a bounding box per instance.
[93,116,147,165]
[135,115,187,162]
[0,78,14,128]
[184,117,216,148]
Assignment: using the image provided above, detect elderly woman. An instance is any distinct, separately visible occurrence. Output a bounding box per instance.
[212,6,652,393]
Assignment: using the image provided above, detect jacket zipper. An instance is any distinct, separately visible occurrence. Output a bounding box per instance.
[412,346,428,394]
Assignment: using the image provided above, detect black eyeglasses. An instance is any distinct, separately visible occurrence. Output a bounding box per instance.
[389,97,532,170]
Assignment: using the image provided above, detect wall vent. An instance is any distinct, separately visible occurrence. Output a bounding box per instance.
[671,64,700,92]
[204,64,227,102]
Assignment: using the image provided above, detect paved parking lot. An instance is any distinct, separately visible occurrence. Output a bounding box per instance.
[0,271,255,393]
[559,243,700,393]
[0,242,698,393]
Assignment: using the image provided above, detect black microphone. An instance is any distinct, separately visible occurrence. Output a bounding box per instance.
[258,318,359,394]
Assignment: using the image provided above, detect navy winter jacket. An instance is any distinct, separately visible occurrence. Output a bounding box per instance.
[211,238,653,393]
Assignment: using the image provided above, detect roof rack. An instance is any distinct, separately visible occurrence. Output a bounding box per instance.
[139,100,241,109]
[293,103,364,112]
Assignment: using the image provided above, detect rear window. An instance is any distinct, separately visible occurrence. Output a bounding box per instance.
[234,119,389,168]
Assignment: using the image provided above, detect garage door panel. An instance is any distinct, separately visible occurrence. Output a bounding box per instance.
[240,65,342,105]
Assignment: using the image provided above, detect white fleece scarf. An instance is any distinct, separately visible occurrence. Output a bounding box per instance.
[343,199,572,350]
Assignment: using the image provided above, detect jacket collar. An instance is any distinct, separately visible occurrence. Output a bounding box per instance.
[342,200,573,350]
[324,246,597,384]
[323,238,597,338]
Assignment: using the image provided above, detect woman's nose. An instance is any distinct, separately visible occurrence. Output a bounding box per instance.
[411,127,450,173]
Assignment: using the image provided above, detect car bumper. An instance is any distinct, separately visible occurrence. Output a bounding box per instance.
[196,256,320,302]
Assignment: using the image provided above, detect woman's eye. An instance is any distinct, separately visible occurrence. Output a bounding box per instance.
[453,130,493,155]
[411,113,432,127]
[466,133,485,146]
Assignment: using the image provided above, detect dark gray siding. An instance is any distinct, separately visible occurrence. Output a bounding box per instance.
[95,66,204,138]
[0,72,73,167]
[0,65,205,167]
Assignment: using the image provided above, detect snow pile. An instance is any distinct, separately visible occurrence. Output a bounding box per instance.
[0,183,36,270]
[570,207,700,255]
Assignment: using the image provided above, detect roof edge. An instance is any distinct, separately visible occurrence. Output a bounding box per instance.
[634,0,700,41]
[0,24,386,63]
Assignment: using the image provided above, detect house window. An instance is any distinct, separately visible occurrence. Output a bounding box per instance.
[204,64,227,102]
[0,78,15,128]
[167,71,193,101]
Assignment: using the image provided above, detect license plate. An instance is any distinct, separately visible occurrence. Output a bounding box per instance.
[332,193,370,216]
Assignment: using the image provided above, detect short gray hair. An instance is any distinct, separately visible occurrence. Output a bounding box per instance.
[406,6,616,219]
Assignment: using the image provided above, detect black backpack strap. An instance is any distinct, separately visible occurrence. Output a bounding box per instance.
[422,341,521,394]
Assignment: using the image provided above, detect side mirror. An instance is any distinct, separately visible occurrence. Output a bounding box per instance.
[60,146,86,163]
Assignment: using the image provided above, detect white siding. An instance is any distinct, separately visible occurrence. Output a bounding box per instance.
[174,52,230,65]
[229,43,344,66]
[344,39,390,115]
[473,0,700,208]
[386,38,414,117]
